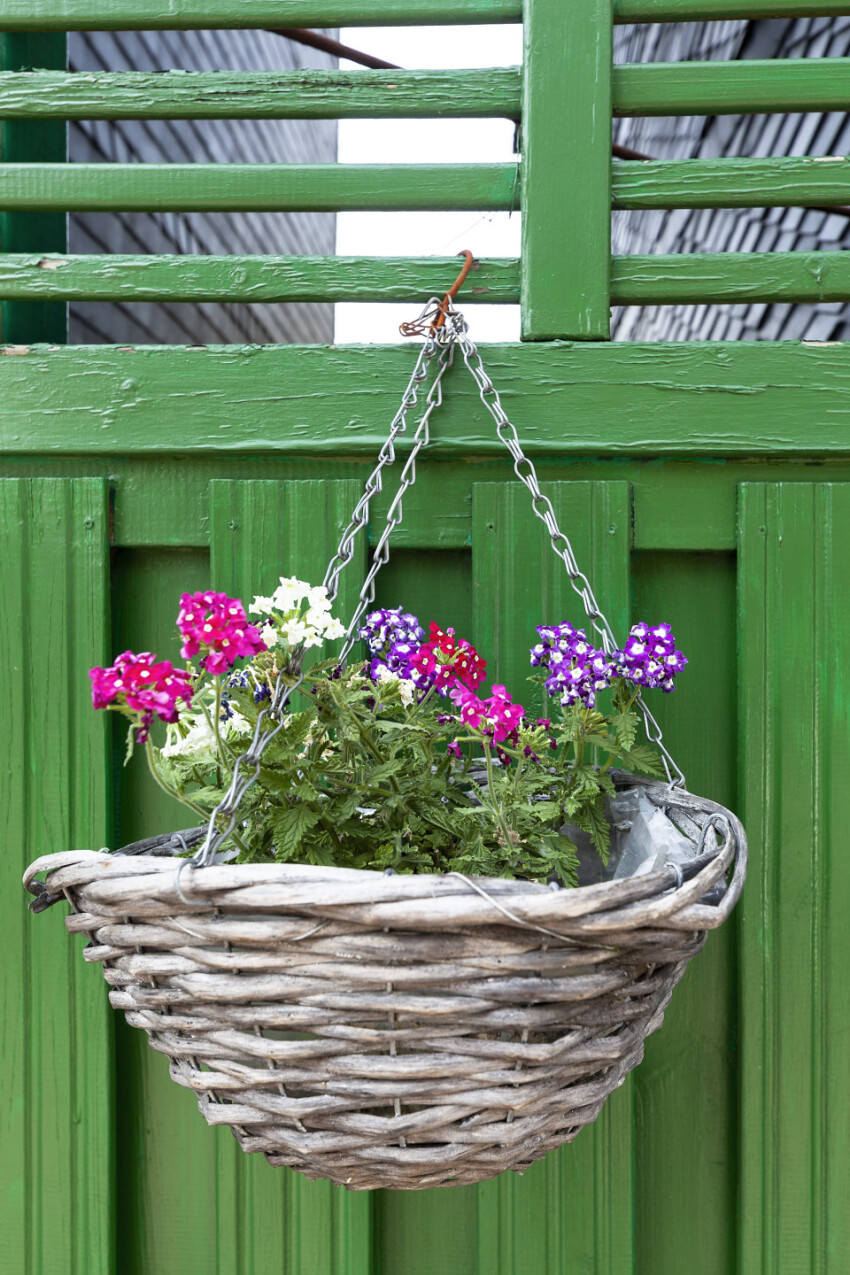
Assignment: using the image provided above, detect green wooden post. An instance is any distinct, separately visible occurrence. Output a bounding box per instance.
[521,0,613,340]
[738,483,850,1274]
[0,478,113,1275]
[472,480,633,1274]
[0,32,66,343]
[210,479,373,1275]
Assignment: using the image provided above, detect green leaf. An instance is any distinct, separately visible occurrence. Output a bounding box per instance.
[270,803,323,861]
[620,744,667,778]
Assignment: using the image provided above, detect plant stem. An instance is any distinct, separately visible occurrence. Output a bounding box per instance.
[483,742,516,849]
[144,737,209,821]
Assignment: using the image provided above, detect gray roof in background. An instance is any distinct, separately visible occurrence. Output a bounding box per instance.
[612,17,850,341]
[68,30,337,346]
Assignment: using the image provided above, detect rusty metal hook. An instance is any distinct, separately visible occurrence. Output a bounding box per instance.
[399,250,476,338]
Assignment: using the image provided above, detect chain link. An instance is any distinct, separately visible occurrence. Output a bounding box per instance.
[193,296,684,865]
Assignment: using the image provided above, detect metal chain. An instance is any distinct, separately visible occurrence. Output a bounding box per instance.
[192,296,684,867]
[333,316,459,664]
[451,310,685,788]
[191,300,451,867]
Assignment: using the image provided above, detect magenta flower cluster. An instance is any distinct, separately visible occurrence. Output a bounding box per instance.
[90,590,266,739]
[89,651,192,742]
[177,591,266,676]
[531,620,687,707]
[449,683,525,748]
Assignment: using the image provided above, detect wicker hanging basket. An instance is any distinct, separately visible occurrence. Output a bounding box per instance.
[24,297,746,1189]
[25,774,745,1191]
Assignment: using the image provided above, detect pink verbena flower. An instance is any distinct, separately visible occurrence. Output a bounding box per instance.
[449,683,525,748]
[484,684,525,743]
[177,590,266,675]
[89,651,193,742]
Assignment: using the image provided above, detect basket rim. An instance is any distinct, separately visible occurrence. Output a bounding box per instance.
[24,773,746,936]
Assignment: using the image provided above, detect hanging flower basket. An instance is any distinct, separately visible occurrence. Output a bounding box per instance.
[25,289,746,1191]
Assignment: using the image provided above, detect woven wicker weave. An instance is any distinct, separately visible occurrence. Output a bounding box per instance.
[24,774,745,1191]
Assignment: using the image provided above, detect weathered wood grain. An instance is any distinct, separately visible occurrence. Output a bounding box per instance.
[5,341,850,458]
[24,776,744,1191]
[6,250,850,308]
[616,57,850,116]
[0,0,523,29]
[0,67,520,119]
[613,156,850,209]
[0,253,520,303]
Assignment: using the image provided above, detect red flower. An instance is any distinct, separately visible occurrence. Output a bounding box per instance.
[410,623,486,694]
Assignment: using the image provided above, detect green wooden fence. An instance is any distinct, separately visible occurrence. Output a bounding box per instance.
[2,2,849,1273]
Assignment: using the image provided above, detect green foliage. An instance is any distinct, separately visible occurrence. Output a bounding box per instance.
[149,656,666,888]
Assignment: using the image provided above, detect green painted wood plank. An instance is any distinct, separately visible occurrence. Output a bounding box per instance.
[7,341,850,458]
[738,483,850,1274]
[613,155,850,209]
[108,547,217,1275]
[0,34,66,345]
[631,550,737,1274]
[0,0,523,30]
[472,481,633,1275]
[7,248,850,308]
[210,478,372,1275]
[614,0,850,19]
[615,57,850,116]
[612,250,850,305]
[0,253,520,304]
[0,478,113,1275]
[521,0,611,340]
[0,161,518,213]
[0,67,520,119]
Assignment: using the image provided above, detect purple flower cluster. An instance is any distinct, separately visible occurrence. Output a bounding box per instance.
[531,620,687,708]
[358,607,424,684]
[531,623,617,709]
[618,622,687,692]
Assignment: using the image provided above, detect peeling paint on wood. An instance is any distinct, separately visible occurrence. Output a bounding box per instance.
[3,341,850,457]
[0,67,520,119]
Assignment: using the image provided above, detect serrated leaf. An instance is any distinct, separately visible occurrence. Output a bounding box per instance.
[270,803,323,861]
[620,744,667,778]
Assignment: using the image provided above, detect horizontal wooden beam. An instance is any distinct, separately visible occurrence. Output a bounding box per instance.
[3,341,850,457]
[613,1,850,21]
[5,251,850,307]
[0,163,519,212]
[613,156,850,208]
[0,68,520,120]
[615,58,850,116]
[0,253,520,302]
[0,1,522,30]
[4,157,849,215]
[612,250,850,304]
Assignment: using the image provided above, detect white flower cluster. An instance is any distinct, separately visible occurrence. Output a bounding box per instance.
[161,706,250,762]
[250,576,346,651]
[374,664,416,706]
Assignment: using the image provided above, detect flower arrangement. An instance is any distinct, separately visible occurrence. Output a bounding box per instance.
[89,577,687,886]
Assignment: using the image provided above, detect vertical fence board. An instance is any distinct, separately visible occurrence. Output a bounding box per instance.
[471,479,632,1274]
[0,478,113,1275]
[738,483,850,1273]
[521,0,612,340]
[210,478,372,1275]
[630,549,737,1275]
